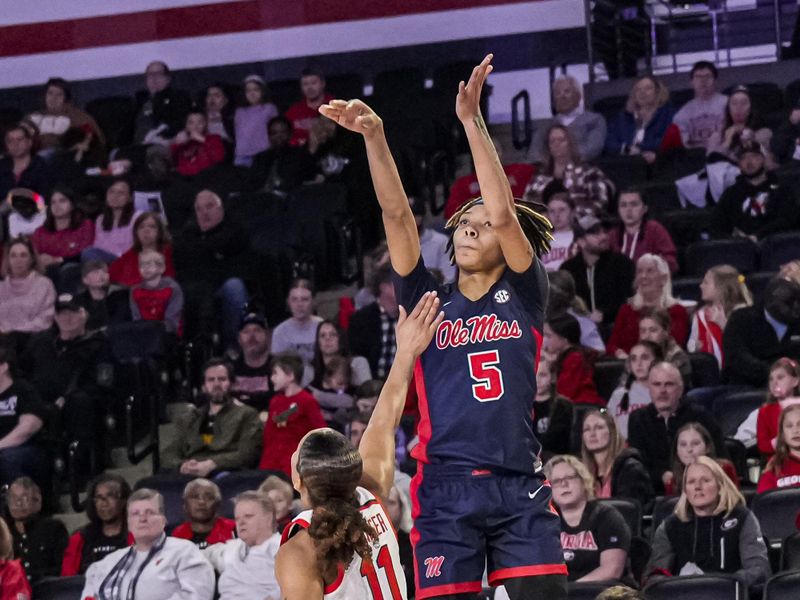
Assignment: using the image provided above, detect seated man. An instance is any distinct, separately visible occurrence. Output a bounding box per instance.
[628,362,727,494]
[671,61,728,150]
[285,67,334,147]
[230,312,273,415]
[723,277,800,387]
[0,124,51,200]
[0,344,47,488]
[172,190,250,347]
[5,477,68,582]
[248,116,316,196]
[82,488,215,600]
[204,491,281,600]
[163,358,263,477]
[171,478,235,549]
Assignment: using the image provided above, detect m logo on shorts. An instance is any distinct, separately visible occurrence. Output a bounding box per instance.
[424,556,445,578]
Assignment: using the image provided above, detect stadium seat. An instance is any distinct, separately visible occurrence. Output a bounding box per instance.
[644,573,746,600]
[670,88,695,110]
[672,276,702,303]
[325,72,364,100]
[135,473,193,529]
[660,209,713,250]
[593,359,626,402]
[780,532,800,571]
[596,497,642,537]
[639,180,681,215]
[567,581,617,600]
[0,106,23,135]
[785,78,800,109]
[712,390,765,438]
[723,438,747,485]
[685,239,758,277]
[744,270,777,304]
[751,488,800,549]
[595,154,649,189]
[651,496,678,536]
[592,95,628,122]
[688,352,721,389]
[85,96,136,149]
[685,385,731,412]
[32,576,86,600]
[217,469,289,518]
[759,232,800,271]
[764,571,800,600]
[266,77,302,113]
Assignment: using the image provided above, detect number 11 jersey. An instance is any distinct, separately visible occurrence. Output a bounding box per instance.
[394,257,548,476]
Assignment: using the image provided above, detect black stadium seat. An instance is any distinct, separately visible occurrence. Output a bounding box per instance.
[644,573,746,600]
[712,390,765,438]
[764,571,800,600]
[759,232,800,271]
[217,469,289,518]
[685,239,758,276]
[688,352,721,388]
[781,532,800,571]
[85,96,136,149]
[651,496,678,536]
[32,576,86,600]
[744,270,777,304]
[596,497,642,537]
[593,359,626,402]
[671,276,702,303]
[751,488,800,548]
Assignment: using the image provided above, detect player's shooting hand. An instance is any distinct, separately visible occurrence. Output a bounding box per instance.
[456,54,493,123]
[319,99,383,139]
[396,292,444,358]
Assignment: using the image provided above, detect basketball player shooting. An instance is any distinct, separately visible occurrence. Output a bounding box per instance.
[320,55,567,600]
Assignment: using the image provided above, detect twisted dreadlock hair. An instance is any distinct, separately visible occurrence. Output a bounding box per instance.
[444,197,553,265]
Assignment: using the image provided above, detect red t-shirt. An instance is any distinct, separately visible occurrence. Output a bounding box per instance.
[0,559,31,600]
[606,303,690,356]
[285,94,334,146]
[758,453,800,493]
[443,163,536,219]
[171,517,236,546]
[109,246,175,287]
[31,219,94,259]
[171,135,225,176]
[259,389,327,476]
[556,349,605,406]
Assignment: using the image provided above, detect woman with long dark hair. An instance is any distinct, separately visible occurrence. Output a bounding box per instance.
[544,312,604,406]
[31,186,94,270]
[276,292,442,599]
[310,320,371,389]
[83,177,139,262]
[108,211,175,287]
[706,86,772,161]
[758,404,800,492]
[608,189,678,273]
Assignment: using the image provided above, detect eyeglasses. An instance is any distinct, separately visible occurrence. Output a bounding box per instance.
[129,509,161,519]
[550,474,580,487]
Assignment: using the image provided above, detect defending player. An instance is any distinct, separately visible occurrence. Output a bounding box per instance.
[275,292,444,599]
[319,55,567,599]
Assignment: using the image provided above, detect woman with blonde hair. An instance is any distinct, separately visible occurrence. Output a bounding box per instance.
[646,456,770,589]
[0,517,31,599]
[545,454,631,582]
[605,75,679,163]
[607,253,689,358]
[688,265,753,367]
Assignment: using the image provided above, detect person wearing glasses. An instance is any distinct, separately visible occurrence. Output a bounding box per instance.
[62,473,132,576]
[544,455,631,583]
[81,488,214,600]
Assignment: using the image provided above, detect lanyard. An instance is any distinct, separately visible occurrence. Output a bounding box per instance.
[99,533,166,600]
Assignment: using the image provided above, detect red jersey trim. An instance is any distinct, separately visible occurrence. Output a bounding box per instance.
[416,581,483,599]
[532,326,543,374]
[409,463,424,593]
[411,358,431,463]
[488,563,568,585]
[324,564,346,594]
[280,517,310,545]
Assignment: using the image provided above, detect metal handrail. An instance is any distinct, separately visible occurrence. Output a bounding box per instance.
[511,90,532,151]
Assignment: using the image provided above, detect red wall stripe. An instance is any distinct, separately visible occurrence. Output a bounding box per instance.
[0,0,537,58]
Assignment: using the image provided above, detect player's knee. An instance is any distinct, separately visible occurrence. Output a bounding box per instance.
[504,573,567,600]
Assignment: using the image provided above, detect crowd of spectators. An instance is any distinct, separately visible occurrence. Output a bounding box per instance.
[0,53,799,599]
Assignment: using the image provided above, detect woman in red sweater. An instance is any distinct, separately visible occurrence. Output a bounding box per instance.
[757,358,800,458]
[0,518,31,600]
[544,313,605,406]
[31,186,94,270]
[108,211,175,287]
[171,110,225,177]
[758,404,800,493]
[608,188,678,273]
[607,253,689,358]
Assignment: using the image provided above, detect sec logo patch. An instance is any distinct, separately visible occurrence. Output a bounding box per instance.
[494,289,510,303]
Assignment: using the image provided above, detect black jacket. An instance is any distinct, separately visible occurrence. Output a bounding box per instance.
[0,155,52,200]
[133,87,193,143]
[173,218,250,290]
[7,514,68,582]
[348,302,387,376]
[560,251,635,325]
[711,172,799,239]
[628,402,728,495]
[610,447,655,510]
[722,304,800,387]
[533,394,573,459]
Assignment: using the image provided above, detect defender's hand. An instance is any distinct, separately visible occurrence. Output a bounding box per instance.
[395,292,444,358]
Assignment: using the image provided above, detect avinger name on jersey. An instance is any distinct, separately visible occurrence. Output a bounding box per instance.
[436,313,522,350]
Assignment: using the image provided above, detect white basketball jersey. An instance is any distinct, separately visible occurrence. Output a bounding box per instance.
[282,486,408,600]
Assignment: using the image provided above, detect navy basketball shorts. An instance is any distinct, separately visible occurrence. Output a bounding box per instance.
[410,463,566,599]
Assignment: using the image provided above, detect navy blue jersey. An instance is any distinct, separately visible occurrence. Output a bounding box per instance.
[394,257,548,475]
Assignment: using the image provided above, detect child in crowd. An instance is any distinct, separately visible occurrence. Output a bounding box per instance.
[308,355,355,427]
[757,358,800,458]
[532,359,573,458]
[638,307,691,387]
[606,341,662,439]
[258,475,295,533]
[78,260,130,331]
[129,249,183,335]
[541,188,575,271]
[544,313,605,406]
[758,404,800,493]
[258,353,326,477]
[664,422,738,495]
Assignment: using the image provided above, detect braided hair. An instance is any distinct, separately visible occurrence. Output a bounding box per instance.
[445,197,553,265]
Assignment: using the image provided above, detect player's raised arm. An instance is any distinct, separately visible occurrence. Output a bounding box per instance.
[319,99,420,276]
[359,292,443,498]
[457,54,533,273]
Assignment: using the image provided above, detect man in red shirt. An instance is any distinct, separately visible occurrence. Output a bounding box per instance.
[285,67,334,147]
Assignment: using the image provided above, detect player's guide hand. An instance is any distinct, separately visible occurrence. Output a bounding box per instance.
[319,98,383,139]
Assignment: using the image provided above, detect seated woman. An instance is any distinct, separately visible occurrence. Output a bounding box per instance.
[308,355,356,426]
[171,110,226,177]
[608,189,678,273]
[647,457,770,590]
[688,265,753,368]
[541,188,576,272]
[607,341,662,439]
[547,270,605,352]
[581,409,654,508]
[638,307,692,387]
[83,177,141,263]
[309,320,372,388]
[31,186,94,272]
[663,422,739,496]
[706,86,772,162]
[545,454,631,582]
[61,473,132,576]
[605,75,677,163]
[544,313,605,406]
[109,211,175,287]
[758,404,800,492]
[0,237,55,345]
[533,359,573,459]
[524,124,614,216]
[234,74,279,167]
[203,83,234,143]
[756,358,800,458]
[171,479,236,549]
[607,253,689,358]
[0,517,31,599]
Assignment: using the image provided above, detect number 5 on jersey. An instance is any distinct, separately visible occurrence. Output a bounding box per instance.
[467,350,504,402]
